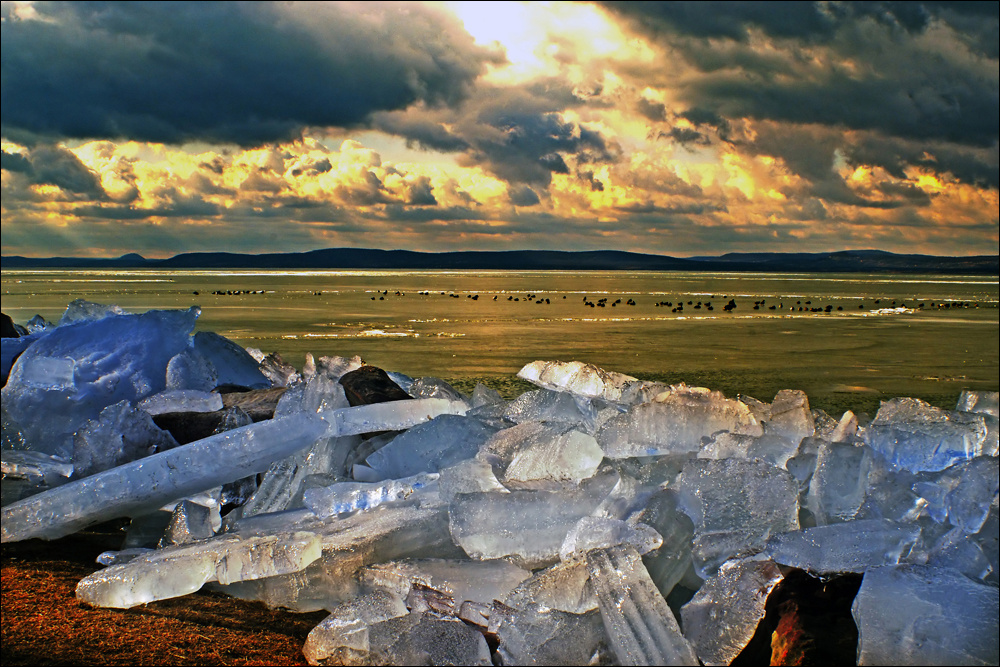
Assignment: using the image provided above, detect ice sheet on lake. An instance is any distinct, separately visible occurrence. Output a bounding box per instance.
[2,306,199,458]
[853,564,999,666]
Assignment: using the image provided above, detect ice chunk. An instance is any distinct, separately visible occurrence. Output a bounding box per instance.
[492,602,612,666]
[1,334,41,387]
[319,398,469,437]
[0,449,74,505]
[560,516,662,561]
[138,389,223,415]
[516,359,660,405]
[806,441,875,525]
[437,458,508,502]
[76,529,322,608]
[852,564,999,666]
[944,457,999,534]
[766,389,815,445]
[360,558,530,608]
[586,544,699,666]
[408,376,468,403]
[159,499,217,546]
[73,400,180,478]
[363,413,495,480]
[2,411,328,542]
[957,390,1000,418]
[303,472,439,518]
[765,519,920,573]
[597,386,762,458]
[632,488,697,600]
[448,473,618,568]
[503,388,598,429]
[857,459,928,523]
[680,558,784,666]
[504,558,597,614]
[698,431,757,460]
[471,382,503,408]
[678,459,799,577]
[24,314,54,334]
[58,298,125,325]
[863,397,988,472]
[259,351,299,387]
[302,590,409,665]
[921,526,994,582]
[2,306,199,458]
[479,421,604,489]
[357,612,492,666]
[831,410,860,443]
[191,331,268,388]
[165,348,217,391]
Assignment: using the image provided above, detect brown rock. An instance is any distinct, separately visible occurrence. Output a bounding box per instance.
[339,365,411,406]
[220,386,288,421]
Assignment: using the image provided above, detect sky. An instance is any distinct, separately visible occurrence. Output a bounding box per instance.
[1,1,998,259]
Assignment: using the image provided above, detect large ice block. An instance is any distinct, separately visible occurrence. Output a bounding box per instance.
[766,389,815,445]
[586,544,699,666]
[2,412,328,542]
[680,558,784,666]
[503,557,597,614]
[302,590,409,665]
[492,602,613,666]
[503,388,599,430]
[632,488,697,600]
[517,359,663,405]
[678,458,799,577]
[765,519,920,573]
[2,306,199,458]
[597,386,762,458]
[943,456,999,534]
[806,440,875,525]
[863,397,989,472]
[559,516,662,561]
[73,400,180,478]
[357,612,492,666]
[190,330,268,388]
[76,530,322,608]
[360,558,531,608]
[852,564,999,665]
[363,413,496,480]
[479,421,604,489]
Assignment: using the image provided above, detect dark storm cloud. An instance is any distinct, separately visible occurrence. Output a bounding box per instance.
[508,185,541,207]
[600,1,999,148]
[1,1,502,146]
[404,176,438,206]
[636,98,667,122]
[1,144,107,199]
[74,195,221,220]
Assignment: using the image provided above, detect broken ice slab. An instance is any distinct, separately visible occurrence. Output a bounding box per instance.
[1,411,328,542]
[190,330,268,389]
[302,590,409,665]
[362,413,496,481]
[632,488,697,600]
[492,602,613,666]
[303,472,439,518]
[448,472,619,568]
[586,544,699,666]
[0,449,74,506]
[765,519,920,574]
[138,389,223,415]
[2,306,200,458]
[517,359,664,405]
[559,516,662,561]
[856,458,928,523]
[73,400,180,478]
[765,389,815,445]
[215,503,464,612]
[359,558,531,608]
[345,612,492,666]
[863,397,989,472]
[680,558,784,666]
[678,458,799,577]
[166,348,217,391]
[471,382,503,408]
[943,456,999,534]
[806,440,875,525]
[504,558,598,614]
[76,530,322,608]
[59,298,126,325]
[407,376,469,404]
[597,386,763,458]
[437,458,508,503]
[479,421,604,489]
[853,564,999,666]
[957,390,1000,418]
[318,398,469,437]
[503,388,601,429]
[921,526,994,582]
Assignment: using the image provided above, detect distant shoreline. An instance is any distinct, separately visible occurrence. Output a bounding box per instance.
[3,248,998,274]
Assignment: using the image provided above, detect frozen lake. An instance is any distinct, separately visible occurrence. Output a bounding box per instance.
[2,269,997,415]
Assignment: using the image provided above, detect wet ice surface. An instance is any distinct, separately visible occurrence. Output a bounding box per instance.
[1,304,998,666]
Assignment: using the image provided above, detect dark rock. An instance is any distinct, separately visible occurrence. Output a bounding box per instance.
[339,365,412,406]
[152,411,229,445]
[221,386,287,421]
[1,312,21,338]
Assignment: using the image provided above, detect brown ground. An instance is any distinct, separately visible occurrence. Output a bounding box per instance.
[1,523,328,667]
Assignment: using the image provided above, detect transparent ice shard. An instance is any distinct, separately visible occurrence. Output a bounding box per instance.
[680,558,784,666]
[58,299,125,325]
[853,564,999,666]
[165,348,217,391]
[2,306,199,458]
[437,458,508,503]
[448,473,618,568]
[479,421,604,489]
[857,458,928,523]
[956,390,999,418]
[765,389,815,446]
[559,516,662,561]
[944,456,999,534]
[158,498,218,547]
[360,558,531,608]
[632,488,696,600]
[363,413,495,480]
[922,526,993,582]
[138,389,223,415]
[597,386,762,458]
[493,602,612,666]
[319,398,469,437]
[303,472,439,518]
[504,558,598,614]
[2,411,328,542]
[362,612,492,666]
[72,400,180,478]
[471,382,503,408]
[0,449,74,506]
[76,530,322,608]
[191,331,268,389]
[806,440,875,525]
[302,590,409,665]
[765,519,920,574]
[586,544,699,666]
[863,397,988,472]
[678,458,799,577]
[503,388,599,430]
[408,376,469,404]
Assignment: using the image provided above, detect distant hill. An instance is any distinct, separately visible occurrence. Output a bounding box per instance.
[2,248,997,274]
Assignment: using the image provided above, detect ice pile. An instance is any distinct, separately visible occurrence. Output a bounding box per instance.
[2,302,998,666]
